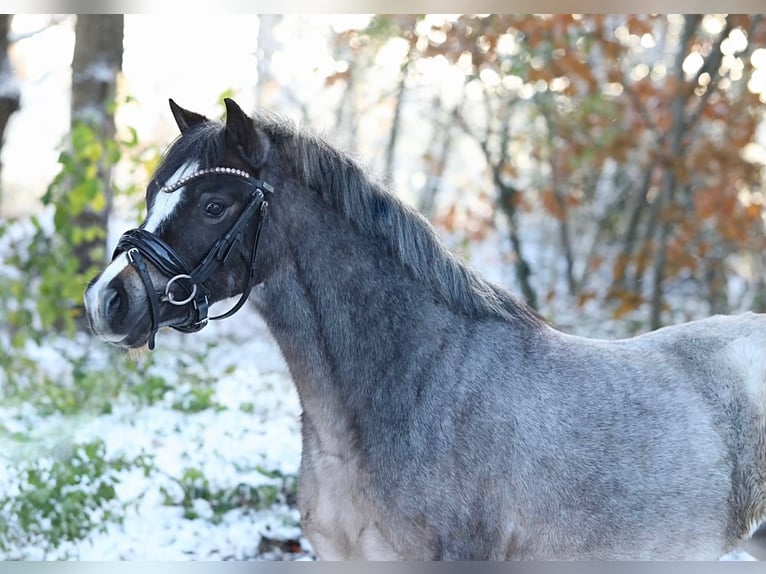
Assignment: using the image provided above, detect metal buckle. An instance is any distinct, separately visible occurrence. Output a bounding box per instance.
[126,247,139,264]
[194,295,210,327]
[164,274,197,306]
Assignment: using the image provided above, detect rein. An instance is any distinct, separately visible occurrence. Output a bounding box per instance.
[112,167,273,350]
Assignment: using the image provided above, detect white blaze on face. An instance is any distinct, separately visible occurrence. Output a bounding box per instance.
[144,161,199,232]
[84,161,199,333]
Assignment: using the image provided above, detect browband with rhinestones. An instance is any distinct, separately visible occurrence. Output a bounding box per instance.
[160,166,253,193]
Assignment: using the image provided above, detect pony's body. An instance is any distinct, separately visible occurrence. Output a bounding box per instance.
[292,316,766,559]
[84,99,766,560]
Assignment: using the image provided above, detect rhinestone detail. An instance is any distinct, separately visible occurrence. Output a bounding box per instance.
[160,166,253,194]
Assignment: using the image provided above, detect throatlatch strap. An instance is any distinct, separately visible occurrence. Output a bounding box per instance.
[209,200,269,321]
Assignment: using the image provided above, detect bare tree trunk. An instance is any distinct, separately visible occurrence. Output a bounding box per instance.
[456,95,538,310]
[71,15,123,141]
[705,254,729,315]
[327,37,359,155]
[418,98,454,218]
[0,14,20,217]
[70,14,123,282]
[537,95,577,296]
[555,193,577,296]
[752,254,766,313]
[255,14,282,109]
[497,179,538,309]
[649,14,700,330]
[383,55,410,187]
[490,112,538,309]
[617,163,653,293]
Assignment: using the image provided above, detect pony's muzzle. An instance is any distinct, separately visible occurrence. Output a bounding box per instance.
[84,254,166,348]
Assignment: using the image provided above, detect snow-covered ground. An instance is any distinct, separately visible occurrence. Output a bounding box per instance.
[70,314,308,561]
[0,297,316,560]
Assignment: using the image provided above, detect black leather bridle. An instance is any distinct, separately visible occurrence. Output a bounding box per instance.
[112,166,273,350]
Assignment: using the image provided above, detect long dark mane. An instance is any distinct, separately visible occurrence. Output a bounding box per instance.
[256,113,543,328]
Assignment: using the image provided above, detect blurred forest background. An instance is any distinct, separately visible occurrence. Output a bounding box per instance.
[1,13,766,559]
[0,14,766,338]
[2,14,766,335]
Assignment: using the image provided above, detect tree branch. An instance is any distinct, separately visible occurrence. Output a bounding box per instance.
[686,15,763,130]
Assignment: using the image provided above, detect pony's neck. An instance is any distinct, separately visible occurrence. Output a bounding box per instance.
[258,191,428,387]
[255,190,481,430]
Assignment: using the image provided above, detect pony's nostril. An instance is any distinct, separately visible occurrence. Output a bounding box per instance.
[103,287,120,316]
[102,285,125,319]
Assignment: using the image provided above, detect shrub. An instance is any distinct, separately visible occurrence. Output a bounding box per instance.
[0,439,154,558]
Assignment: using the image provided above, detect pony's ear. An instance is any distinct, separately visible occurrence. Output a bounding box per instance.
[223,98,269,168]
[169,99,208,134]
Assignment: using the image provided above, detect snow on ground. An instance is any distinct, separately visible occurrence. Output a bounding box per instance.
[0,295,316,560]
[71,317,307,560]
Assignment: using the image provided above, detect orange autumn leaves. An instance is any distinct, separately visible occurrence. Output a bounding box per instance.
[416,14,766,321]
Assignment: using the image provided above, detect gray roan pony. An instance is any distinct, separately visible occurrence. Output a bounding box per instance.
[84,98,766,560]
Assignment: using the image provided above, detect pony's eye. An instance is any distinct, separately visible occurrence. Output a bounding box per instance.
[205,201,225,217]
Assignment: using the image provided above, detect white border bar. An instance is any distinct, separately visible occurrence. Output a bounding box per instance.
[1,1,765,14]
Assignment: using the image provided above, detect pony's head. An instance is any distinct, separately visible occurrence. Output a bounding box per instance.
[84,98,273,349]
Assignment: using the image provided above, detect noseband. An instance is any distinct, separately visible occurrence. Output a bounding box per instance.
[112,167,273,350]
